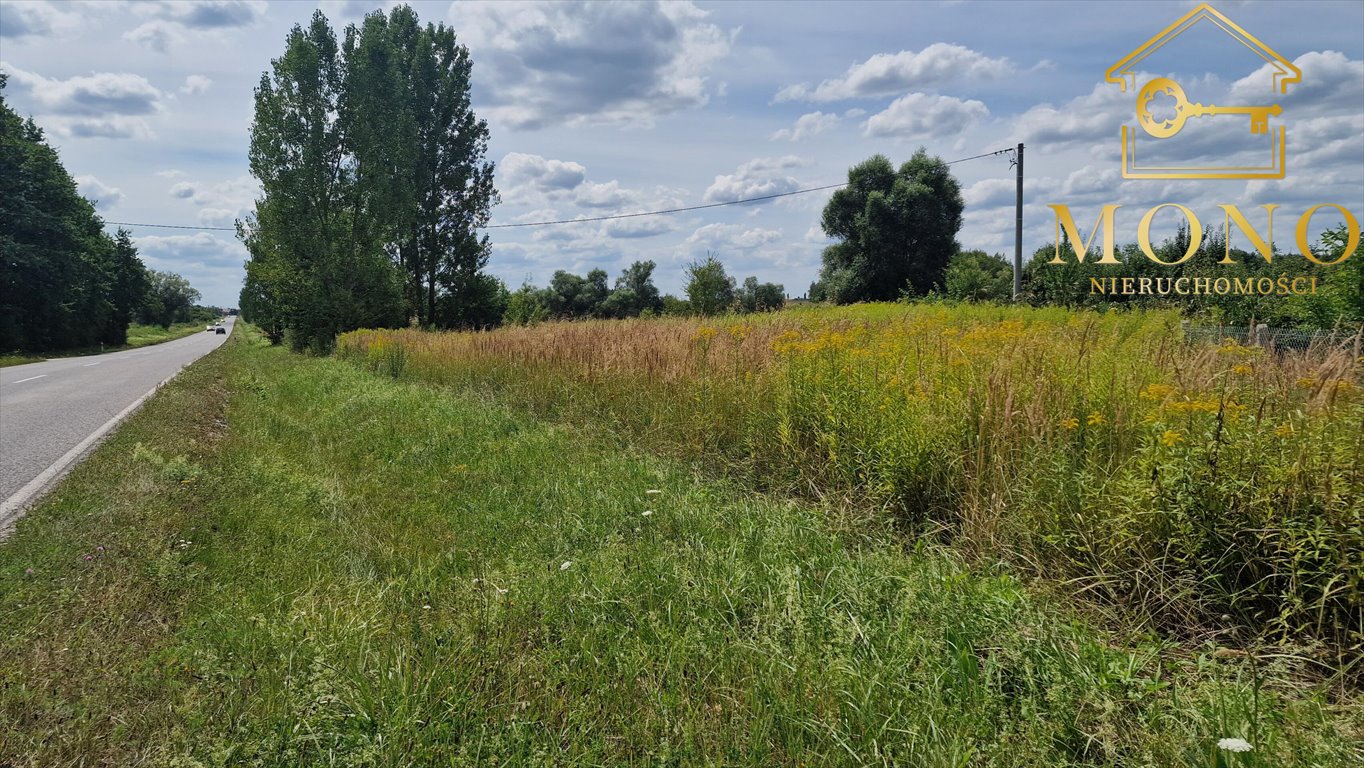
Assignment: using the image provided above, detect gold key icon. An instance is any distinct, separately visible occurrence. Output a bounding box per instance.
[1136,77,1282,139]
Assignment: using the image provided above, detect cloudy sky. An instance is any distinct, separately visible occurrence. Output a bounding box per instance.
[2,0,1361,307]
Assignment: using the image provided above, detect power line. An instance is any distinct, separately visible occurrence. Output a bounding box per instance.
[946,147,1015,166]
[106,221,235,231]
[485,182,848,229]
[101,147,1018,233]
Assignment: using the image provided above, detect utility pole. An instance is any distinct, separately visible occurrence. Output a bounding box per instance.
[1013,142,1024,301]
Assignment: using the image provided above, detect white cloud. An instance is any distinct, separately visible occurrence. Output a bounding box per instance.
[775,43,1014,102]
[804,225,831,243]
[0,62,164,117]
[863,92,988,138]
[1013,80,1132,149]
[703,156,809,203]
[123,20,182,53]
[686,223,783,250]
[770,111,839,142]
[447,0,733,129]
[318,0,382,20]
[0,1,80,40]
[75,175,123,211]
[45,117,149,139]
[603,217,675,239]
[574,180,635,209]
[197,208,238,226]
[499,152,587,197]
[167,176,258,225]
[135,232,241,270]
[1230,50,1364,112]
[180,74,212,95]
[132,1,267,30]
[124,1,266,51]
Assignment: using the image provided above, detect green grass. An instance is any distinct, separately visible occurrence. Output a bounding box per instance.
[0,326,1359,766]
[124,320,215,348]
[0,321,210,367]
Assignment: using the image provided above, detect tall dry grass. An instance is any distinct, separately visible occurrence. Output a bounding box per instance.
[339,304,1363,663]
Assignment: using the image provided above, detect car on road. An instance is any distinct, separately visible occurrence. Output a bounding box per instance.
[211,325,226,334]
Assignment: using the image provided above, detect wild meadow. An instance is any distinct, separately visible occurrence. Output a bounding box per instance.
[2,323,1361,765]
[339,304,1364,666]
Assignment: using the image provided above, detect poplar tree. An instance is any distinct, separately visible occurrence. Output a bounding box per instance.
[243,5,498,348]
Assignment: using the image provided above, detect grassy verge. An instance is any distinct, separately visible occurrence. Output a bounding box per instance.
[125,320,214,348]
[1,325,1359,765]
[0,321,208,367]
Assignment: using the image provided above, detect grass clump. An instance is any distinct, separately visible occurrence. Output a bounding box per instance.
[2,325,1359,764]
[338,304,1364,664]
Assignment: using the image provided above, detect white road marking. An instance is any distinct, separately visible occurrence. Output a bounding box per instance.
[83,362,100,367]
[0,368,183,536]
[12,375,47,384]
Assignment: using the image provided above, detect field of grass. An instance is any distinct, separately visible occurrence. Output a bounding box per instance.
[338,304,1363,670]
[2,325,1359,764]
[0,321,208,367]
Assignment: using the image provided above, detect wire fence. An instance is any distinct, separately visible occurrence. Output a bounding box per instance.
[1183,324,1363,353]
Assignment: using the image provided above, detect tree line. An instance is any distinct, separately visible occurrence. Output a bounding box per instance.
[805,150,1359,329]
[0,74,205,354]
[239,6,498,352]
[503,256,785,325]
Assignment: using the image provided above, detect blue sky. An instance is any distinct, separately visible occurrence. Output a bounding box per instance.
[2,0,1361,307]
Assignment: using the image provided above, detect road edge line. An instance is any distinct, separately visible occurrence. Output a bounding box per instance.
[0,366,187,539]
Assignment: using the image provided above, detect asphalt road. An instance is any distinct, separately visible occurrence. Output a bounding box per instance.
[0,318,234,527]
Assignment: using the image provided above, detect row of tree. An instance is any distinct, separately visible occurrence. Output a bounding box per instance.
[806,150,1359,329]
[240,6,499,351]
[877,227,1361,330]
[502,256,785,325]
[1,74,203,353]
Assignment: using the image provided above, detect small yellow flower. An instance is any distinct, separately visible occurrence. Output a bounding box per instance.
[1273,423,1294,439]
[1160,430,1184,447]
[1059,417,1080,430]
[1333,379,1358,395]
[1140,383,1175,401]
[1296,377,1316,389]
[1231,364,1253,376]
[693,326,719,342]
[1086,411,1106,427]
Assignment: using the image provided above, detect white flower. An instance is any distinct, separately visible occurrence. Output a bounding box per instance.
[1217,737,1253,753]
[422,604,431,610]
[560,561,573,571]
[642,510,653,517]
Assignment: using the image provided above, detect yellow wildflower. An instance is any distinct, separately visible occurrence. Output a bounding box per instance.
[1296,377,1316,389]
[1059,417,1080,430]
[1140,383,1175,401]
[1231,364,1253,376]
[1086,411,1106,427]
[1273,423,1294,439]
[693,326,719,342]
[1160,430,1184,447]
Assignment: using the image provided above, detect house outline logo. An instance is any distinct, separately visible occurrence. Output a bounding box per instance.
[1106,3,1301,180]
